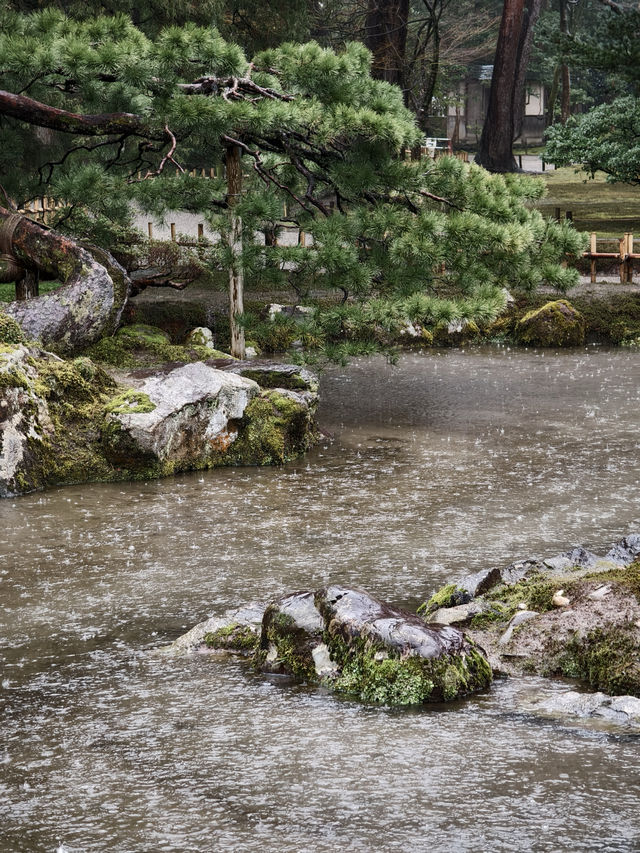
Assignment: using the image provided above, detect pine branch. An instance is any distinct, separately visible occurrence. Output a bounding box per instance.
[0,89,162,139]
[178,76,294,102]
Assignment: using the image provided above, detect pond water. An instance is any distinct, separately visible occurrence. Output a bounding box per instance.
[1,347,640,852]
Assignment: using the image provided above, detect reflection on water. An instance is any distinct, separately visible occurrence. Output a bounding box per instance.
[1,348,640,851]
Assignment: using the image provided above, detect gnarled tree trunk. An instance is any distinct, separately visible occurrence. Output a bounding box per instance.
[0,209,130,354]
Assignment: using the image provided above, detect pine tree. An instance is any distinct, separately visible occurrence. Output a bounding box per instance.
[0,9,584,356]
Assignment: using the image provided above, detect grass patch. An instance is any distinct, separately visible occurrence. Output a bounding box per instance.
[535,166,640,237]
[0,280,63,302]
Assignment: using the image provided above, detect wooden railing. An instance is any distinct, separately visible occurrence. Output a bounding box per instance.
[584,233,639,283]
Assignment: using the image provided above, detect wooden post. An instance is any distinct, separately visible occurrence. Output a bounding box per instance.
[170,223,176,241]
[148,222,153,239]
[210,167,215,178]
[298,230,306,247]
[590,232,597,283]
[619,237,625,283]
[518,154,522,169]
[225,144,245,360]
[628,233,634,282]
[198,223,204,239]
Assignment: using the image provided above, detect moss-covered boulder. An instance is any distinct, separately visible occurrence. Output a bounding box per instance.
[516,299,585,347]
[255,586,492,705]
[1,344,320,495]
[222,387,319,465]
[0,344,118,496]
[102,362,259,473]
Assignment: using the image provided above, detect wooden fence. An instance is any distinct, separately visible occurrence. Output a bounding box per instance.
[584,233,638,283]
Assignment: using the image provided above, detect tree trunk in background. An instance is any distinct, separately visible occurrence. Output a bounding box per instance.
[421,23,441,131]
[512,0,545,141]
[476,0,526,172]
[546,63,560,125]
[364,0,410,89]
[225,144,245,360]
[559,0,571,123]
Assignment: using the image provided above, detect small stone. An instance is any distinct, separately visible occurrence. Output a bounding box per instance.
[185,326,215,348]
[588,585,612,601]
[552,590,571,607]
[312,643,337,677]
[499,610,538,645]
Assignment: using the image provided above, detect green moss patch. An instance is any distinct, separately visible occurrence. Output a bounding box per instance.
[325,632,491,705]
[83,323,225,369]
[204,624,259,654]
[417,583,469,616]
[104,390,156,415]
[256,609,319,681]
[0,312,26,345]
[549,625,640,696]
[516,300,586,347]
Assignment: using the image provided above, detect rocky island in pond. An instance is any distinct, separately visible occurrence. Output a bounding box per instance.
[0,318,319,497]
[168,536,640,716]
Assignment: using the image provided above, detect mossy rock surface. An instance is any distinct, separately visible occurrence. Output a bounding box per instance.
[463,556,640,696]
[0,312,26,345]
[516,299,586,347]
[82,323,225,369]
[221,387,319,466]
[255,585,492,705]
[1,345,320,496]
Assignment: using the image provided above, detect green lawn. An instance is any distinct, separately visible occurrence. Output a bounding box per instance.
[0,280,62,303]
[536,166,640,238]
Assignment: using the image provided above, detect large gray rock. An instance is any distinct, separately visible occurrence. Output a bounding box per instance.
[257,585,492,705]
[103,362,259,467]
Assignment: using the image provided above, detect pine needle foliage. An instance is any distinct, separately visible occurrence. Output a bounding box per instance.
[0,10,586,355]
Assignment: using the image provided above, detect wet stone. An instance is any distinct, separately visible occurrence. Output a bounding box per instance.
[606,535,640,567]
[255,585,492,705]
[163,603,265,654]
[459,567,502,598]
